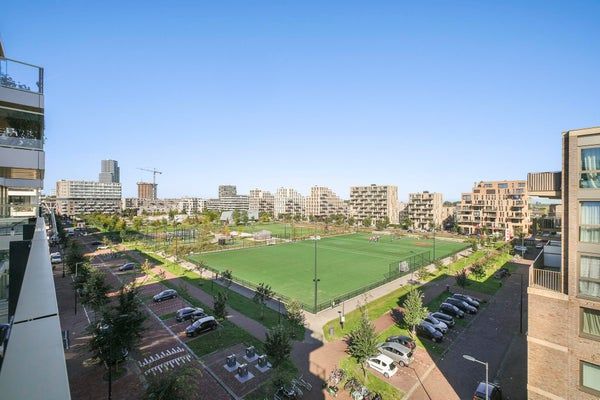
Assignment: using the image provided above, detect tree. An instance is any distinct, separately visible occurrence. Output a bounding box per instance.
[213,291,228,320]
[65,241,86,275]
[81,268,110,311]
[347,216,356,227]
[264,325,292,367]
[259,212,271,223]
[286,299,305,329]
[376,217,390,231]
[254,283,274,320]
[402,288,429,338]
[143,366,197,400]
[416,266,429,281]
[114,283,147,351]
[347,306,378,376]
[455,268,468,288]
[132,217,143,232]
[362,217,372,227]
[221,270,233,287]
[470,263,486,280]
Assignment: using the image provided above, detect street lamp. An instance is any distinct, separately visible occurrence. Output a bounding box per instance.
[463,354,489,400]
[312,235,321,312]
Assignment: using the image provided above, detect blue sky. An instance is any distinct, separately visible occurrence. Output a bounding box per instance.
[2,1,599,200]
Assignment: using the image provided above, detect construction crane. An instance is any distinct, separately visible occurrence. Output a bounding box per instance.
[137,167,163,186]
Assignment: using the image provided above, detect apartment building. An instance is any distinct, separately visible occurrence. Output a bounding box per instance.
[305,186,347,219]
[249,189,274,216]
[527,127,600,399]
[219,185,237,198]
[274,187,305,218]
[178,197,206,215]
[56,180,122,216]
[349,184,399,225]
[137,181,157,200]
[98,159,119,184]
[457,180,530,237]
[0,41,71,399]
[406,191,443,230]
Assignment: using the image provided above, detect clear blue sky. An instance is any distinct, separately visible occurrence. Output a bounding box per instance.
[2,1,599,201]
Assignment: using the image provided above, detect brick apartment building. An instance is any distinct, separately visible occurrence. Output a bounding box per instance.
[406,191,443,230]
[349,184,399,225]
[527,127,600,399]
[457,180,530,237]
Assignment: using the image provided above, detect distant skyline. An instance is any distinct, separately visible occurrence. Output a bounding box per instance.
[2,1,599,200]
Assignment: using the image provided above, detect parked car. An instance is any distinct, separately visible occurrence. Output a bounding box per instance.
[50,254,62,264]
[445,297,477,314]
[185,316,218,337]
[176,307,206,322]
[97,245,109,250]
[535,243,544,249]
[377,342,413,367]
[118,262,136,272]
[366,354,398,378]
[423,315,448,333]
[430,312,455,327]
[91,241,102,246]
[452,293,480,308]
[494,267,511,279]
[473,382,503,400]
[439,303,465,319]
[153,289,177,302]
[416,321,443,343]
[385,335,416,350]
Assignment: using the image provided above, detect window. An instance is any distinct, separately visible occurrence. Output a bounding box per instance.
[581,361,600,395]
[498,183,508,189]
[580,256,600,299]
[581,148,600,188]
[581,308,600,339]
[580,202,600,243]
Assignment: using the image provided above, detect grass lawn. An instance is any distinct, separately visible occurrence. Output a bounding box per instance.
[130,246,305,339]
[339,356,404,400]
[186,319,264,357]
[323,247,502,341]
[192,233,468,308]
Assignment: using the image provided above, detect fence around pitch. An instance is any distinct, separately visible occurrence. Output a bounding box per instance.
[187,247,459,314]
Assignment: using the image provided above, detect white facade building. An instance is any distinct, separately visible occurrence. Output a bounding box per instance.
[55,180,122,216]
[305,186,346,218]
[274,187,305,218]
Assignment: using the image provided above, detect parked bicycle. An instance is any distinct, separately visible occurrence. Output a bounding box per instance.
[296,375,312,391]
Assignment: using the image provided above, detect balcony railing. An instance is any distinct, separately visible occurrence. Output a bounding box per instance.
[530,268,562,292]
[0,58,44,94]
[0,132,42,149]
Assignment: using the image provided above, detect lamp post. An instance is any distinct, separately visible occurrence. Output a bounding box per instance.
[433,226,436,260]
[463,354,488,400]
[313,235,321,312]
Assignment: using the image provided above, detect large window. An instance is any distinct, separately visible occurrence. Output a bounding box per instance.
[581,308,600,339]
[581,361,600,395]
[581,148,600,188]
[580,255,600,299]
[580,202,600,243]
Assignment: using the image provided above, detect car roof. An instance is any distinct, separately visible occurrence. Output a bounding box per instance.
[194,316,215,324]
[380,342,410,353]
[388,335,411,341]
[475,382,499,395]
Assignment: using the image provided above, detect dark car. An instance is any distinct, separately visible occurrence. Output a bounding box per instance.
[118,262,136,272]
[153,289,177,302]
[91,241,102,246]
[445,297,477,314]
[185,316,218,337]
[416,321,443,343]
[430,312,455,327]
[473,382,502,400]
[439,302,465,319]
[176,307,206,322]
[385,335,416,350]
[452,293,480,308]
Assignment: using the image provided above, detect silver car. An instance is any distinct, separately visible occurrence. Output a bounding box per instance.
[424,315,448,333]
[377,342,414,367]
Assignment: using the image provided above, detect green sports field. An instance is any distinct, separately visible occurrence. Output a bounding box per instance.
[190,233,467,309]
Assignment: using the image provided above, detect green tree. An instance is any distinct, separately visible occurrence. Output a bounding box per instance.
[81,268,110,311]
[347,306,378,376]
[402,288,429,337]
[455,268,468,288]
[259,212,271,223]
[416,266,429,281]
[253,282,274,320]
[114,283,147,350]
[286,299,305,329]
[213,291,228,320]
[362,217,372,227]
[65,241,86,274]
[375,217,390,231]
[221,269,233,287]
[470,263,486,280]
[143,367,197,400]
[132,217,143,232]
[347,216,356,227]
[264,325,292,367]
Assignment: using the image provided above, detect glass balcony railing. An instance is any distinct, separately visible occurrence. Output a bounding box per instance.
[0,58,43,94]
[0,132,42,149]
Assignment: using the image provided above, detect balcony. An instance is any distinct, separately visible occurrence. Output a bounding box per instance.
[529,242,563,293]
[527,171,561,198]
[530,268,562,292]
[0,58,44,110]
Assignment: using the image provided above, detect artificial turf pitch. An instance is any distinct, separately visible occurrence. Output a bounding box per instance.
[191,233,467,308]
